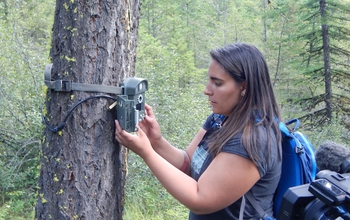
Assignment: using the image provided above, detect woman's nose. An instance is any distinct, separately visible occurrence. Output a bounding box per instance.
[203,85,212,96]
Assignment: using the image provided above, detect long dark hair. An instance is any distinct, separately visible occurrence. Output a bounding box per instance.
[207,43,282,165]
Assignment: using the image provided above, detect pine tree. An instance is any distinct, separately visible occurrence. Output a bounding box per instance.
[35,0,140,219]
[291,0,350,126]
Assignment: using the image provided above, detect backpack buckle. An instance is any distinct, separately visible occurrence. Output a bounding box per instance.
[295,145,305,154]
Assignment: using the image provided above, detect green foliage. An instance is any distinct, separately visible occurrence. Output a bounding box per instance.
[124,152,188,219]
[305,116,350,149]
[0,0,54,218]
[135,25,210,147]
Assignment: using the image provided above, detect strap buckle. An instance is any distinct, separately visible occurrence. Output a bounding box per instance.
[55,80,72,92]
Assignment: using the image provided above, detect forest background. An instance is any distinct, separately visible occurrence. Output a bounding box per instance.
[1,0,350,219]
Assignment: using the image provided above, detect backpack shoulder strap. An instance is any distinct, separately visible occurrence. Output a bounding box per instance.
[245,192,268,219]
[239,192,274,220]
[239,195,246,220]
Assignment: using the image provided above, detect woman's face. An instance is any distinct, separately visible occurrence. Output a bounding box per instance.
[204,59,245,116]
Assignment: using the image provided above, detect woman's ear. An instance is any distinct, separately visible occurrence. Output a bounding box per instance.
[240,82,247,97]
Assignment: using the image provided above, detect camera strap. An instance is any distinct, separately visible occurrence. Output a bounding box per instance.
[43,63,123,133]
[44,64,123,94]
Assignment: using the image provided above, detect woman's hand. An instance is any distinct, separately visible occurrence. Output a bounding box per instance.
[138,104,162,144]
[115,120,153,159]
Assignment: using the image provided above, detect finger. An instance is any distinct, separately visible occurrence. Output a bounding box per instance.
[115,120,127,143]
[139,115,156,133]
[135,125,151,147]
[138,120,147,131]
[144,115,155,126]
[115,133,123,143]
[145,104,155,118]
[115,131,123,143]
[115,120,124,132]
[135,124,145,137]
[115,129,130,145]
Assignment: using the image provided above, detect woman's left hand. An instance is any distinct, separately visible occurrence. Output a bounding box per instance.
[115,120,153,158]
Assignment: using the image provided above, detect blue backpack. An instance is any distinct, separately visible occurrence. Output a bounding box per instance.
[273,119,317,216]
[243,118,317,219]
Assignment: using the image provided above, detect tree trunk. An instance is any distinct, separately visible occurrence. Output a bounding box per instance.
[35,0,140,219]
[320,0,332,120]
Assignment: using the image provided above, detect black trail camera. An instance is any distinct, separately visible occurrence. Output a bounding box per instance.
[116,78,148,132]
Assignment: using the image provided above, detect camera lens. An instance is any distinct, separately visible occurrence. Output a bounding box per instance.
[303,199,350,220]
[137,94,143,103]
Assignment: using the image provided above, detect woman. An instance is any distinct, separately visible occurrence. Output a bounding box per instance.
[115,43,282,219]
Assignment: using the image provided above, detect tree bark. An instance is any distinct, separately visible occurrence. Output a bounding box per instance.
[320,0,332,120]
[36,0,140,219]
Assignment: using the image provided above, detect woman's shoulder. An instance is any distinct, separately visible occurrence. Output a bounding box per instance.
[221,133,246,156]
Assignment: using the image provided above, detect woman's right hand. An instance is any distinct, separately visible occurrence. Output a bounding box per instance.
[139,104,162,145]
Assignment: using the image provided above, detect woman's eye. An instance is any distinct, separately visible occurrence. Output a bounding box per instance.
[214,82,221,86]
